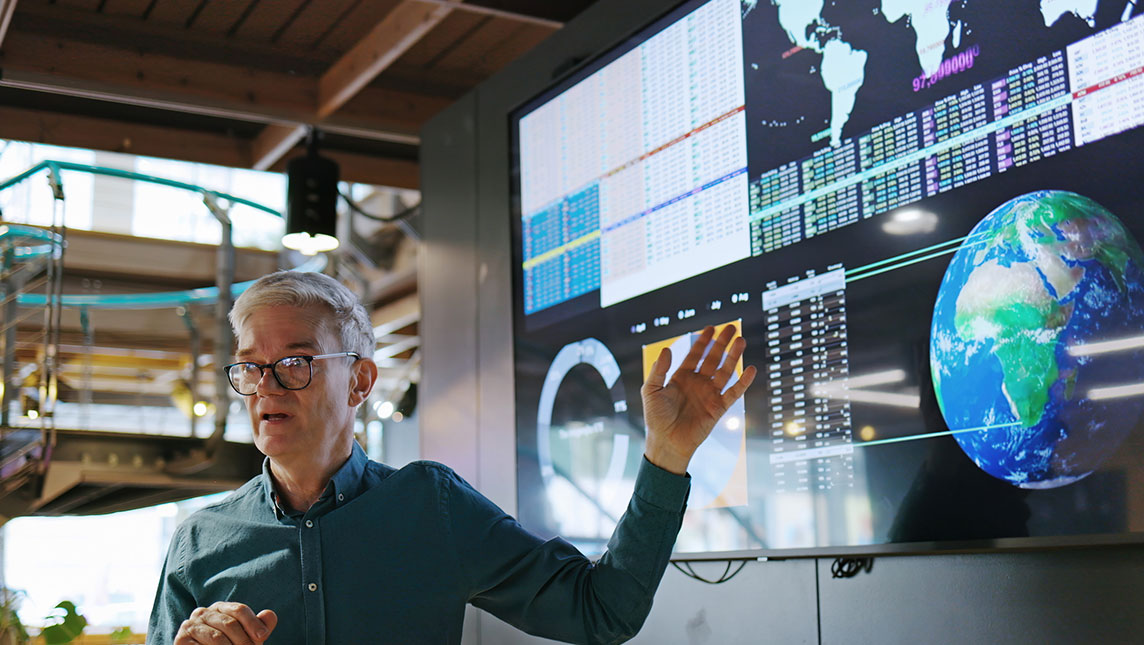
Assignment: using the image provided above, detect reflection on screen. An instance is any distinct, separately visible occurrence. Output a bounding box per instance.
[512,0,1144,556]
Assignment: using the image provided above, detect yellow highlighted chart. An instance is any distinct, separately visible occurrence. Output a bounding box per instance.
[642,320,749,509]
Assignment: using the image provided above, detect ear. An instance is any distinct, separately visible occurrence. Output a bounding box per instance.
[347,358,378,408]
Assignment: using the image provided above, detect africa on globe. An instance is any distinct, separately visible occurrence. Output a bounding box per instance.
[930,190,1144,489]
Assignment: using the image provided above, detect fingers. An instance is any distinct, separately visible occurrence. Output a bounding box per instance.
[176,603,274,645]
[698,325,738,376]
[211,602,273,643]
[643,347,672,390]
[176,620,227,644]
[712,336,748,391]
[721,364,757,407]
[677,326,714,372]
[654,323,754,404]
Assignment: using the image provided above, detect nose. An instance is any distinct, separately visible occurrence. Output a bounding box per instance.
[254,366,285,395]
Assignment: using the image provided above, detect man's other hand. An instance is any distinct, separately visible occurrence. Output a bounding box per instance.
[175,602,278,644]
[642,324,756,475]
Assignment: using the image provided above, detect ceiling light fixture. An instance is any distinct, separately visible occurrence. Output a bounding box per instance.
[283,128,340,256]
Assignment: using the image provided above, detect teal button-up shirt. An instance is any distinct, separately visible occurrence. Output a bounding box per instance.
[147,442,690,644]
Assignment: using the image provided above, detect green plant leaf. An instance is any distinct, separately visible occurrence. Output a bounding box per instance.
[0,587,30,643]
[40,601,86,645]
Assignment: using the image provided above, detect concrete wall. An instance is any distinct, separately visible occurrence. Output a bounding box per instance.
[419,1,1144,642]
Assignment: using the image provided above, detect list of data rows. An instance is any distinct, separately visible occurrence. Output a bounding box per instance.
[763,268,855,493]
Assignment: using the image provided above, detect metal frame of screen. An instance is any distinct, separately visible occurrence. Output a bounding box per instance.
[508,0,1144,560]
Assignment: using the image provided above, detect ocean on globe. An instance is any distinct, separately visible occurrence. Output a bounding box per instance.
[930,190,1144,489]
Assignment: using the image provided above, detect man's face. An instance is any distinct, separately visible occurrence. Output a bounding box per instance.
[235,304,357,465]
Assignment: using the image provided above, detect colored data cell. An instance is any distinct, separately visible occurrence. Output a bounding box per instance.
[801,140,858,191]
[859,113,921,169]
[804,185,860,238]
[861,163,924,218]
[751,207,802,255]
[750,161,801,211]
[522,183,602,315]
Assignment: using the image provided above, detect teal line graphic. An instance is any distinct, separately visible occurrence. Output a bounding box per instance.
[847,244,961,283]
[748,93,1072,225]
[857,421,1022,448]
[847,236,966,278]
[845,230,993,283]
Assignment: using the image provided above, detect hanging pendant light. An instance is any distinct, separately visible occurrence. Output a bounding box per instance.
[283,128,340,255]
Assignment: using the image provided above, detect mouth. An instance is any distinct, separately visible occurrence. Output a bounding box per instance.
[261,413,292,423]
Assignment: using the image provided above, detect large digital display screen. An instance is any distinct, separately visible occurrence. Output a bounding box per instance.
[510,0,1144,557]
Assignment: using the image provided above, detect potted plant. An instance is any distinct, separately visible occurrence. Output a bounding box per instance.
[0,589,29,645]
[39,602,86,645]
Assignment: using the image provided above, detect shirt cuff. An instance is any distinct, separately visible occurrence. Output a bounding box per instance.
[633,456,691,513]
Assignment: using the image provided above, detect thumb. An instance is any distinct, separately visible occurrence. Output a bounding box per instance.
[256,609,278,638]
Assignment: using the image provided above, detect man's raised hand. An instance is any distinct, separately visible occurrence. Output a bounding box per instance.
[175,602,277,645]
[641,324,756,475]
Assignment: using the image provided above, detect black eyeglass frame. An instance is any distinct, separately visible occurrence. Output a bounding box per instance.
[223,352,361,396]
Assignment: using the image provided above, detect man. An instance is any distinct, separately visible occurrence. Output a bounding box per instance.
[147,271,755,644]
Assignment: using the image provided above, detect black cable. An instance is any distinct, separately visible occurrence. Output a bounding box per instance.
[339,189,420,223]
[670,559,747,584]
[830,557,874,579]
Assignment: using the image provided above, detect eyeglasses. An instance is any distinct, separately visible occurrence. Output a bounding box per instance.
[223,352,360,396]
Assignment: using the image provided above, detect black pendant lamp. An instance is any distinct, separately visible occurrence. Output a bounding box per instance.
[283,128,340,255]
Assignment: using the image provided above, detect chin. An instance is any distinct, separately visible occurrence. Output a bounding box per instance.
[254,435,297,459]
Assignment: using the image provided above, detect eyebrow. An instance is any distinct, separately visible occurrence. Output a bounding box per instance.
[236,341,321,360]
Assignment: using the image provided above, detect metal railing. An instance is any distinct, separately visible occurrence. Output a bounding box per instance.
[0,159,324,503]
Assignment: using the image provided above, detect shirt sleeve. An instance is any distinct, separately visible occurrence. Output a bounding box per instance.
[443,457,690,645]
[146,526,197,645]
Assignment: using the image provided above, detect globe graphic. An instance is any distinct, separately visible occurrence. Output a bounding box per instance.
[930,190,1144,489]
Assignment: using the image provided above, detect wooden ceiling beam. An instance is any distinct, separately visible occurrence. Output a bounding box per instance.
[414,0,562,29]
[0,106,416,187]
[267,148,420,190]
[0,31,426,143]
[253,0,454,171]
[251,85,455,171]
[319,1,454,119]
[12,2,335,75]
[0,0,16,52]
[252,124,307,171]
[0,105,253,168]
[0,31,314,122]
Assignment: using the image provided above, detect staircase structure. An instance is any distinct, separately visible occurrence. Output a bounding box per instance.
[0,222,63,517]
[0,162,271,523]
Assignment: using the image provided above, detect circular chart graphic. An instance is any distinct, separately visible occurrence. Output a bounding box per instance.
[536,338,638,534]
[930,190,1144,488]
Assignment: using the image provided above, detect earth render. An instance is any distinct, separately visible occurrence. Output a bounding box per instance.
[930,190,1144,488]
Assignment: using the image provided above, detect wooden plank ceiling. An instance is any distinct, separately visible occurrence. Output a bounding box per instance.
[0,0,596,188]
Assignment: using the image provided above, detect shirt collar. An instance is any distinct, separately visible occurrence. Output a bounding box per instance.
[261,441,369,518]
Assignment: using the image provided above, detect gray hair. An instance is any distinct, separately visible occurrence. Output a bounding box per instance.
[229,271,374,358]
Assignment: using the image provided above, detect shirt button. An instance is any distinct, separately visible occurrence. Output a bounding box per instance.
[337,493,344,502]
[308,583,318,592]
[305,520,314,528]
